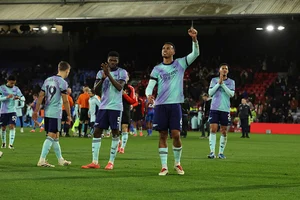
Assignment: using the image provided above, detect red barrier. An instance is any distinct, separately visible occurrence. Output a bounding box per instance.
[250,123,300,134]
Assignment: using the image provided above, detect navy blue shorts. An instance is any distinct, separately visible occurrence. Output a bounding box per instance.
[153,104,182,131]
[44,117,61,133]
[0,112,17,126]
[146,112,154,122]
[94,109,122,130]
[209,110,230,126]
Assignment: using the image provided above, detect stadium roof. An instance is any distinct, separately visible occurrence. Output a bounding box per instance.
[1,0,300,22]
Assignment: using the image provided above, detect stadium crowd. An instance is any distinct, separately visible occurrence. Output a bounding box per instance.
[1,46,300,135]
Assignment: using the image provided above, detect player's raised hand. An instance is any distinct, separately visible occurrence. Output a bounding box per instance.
[101,70,107,79]
[101,62,110,76]
[188,27,198,40]
[219,75,223,84]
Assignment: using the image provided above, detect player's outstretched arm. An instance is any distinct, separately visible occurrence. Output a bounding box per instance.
[186,28,200,66]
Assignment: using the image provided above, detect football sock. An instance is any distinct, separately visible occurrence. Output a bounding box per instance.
[159,147,168,169]
[219,135,227,154]
[78,123,82,135]
[173,146,182,166]
[1,130,6,144]
[84,123,88,135]
[92,138,101,164]
[40,136,54,159]
[109,136,120,163]
[53,138,63,159]
[121,132,128,149]
[209,133,216,153]
[9,129,15,146]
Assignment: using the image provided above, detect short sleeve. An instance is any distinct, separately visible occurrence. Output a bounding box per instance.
[177,57,189,70]
[60,80,68,94]
[209,78,216,89]
[119,69,127,81]
[16,87,23,97]
[41,81,47,92]
[230,80,236,91]
[96,70,103,80]
[150,67,159,79]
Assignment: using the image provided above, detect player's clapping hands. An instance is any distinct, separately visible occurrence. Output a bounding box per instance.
[101,62,111,76]
[219,76,223,84]
[6,94,14,99]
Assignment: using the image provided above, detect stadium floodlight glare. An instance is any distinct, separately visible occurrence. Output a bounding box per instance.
[256,27,264,31]
[51,27,57,30]
[41,26,48,31]
[266,25,274,32]
[32,27,39,31]
[278,26,285,31]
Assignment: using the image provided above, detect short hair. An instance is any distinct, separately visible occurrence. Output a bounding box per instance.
[108,51,119,58]
[164,42,176,51]
[58,61,71,71]
[83,87,90,93]
[7,75,16,81]
[33,93,38,97]
[219,63,229,69]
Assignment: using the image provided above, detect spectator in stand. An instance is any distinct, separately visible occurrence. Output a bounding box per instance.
[290,97,298,112]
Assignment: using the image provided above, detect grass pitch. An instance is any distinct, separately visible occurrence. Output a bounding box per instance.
[0,128,300,200]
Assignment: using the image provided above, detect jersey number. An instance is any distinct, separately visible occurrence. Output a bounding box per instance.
[46,86,57,101]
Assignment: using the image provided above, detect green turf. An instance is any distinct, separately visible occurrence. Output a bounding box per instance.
[0,128,300,200]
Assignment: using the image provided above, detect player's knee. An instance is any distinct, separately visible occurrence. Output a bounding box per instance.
[210,127,217,133]
[159,133,168,141]
[172,132,180,140]
[111,130,120,137]
[9,125,14,129]
[221,128,227,136]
